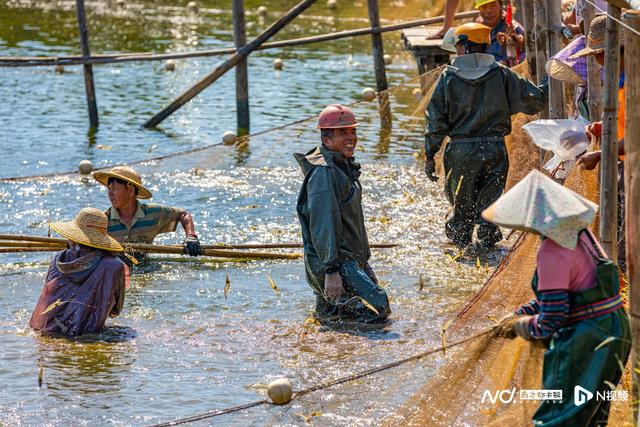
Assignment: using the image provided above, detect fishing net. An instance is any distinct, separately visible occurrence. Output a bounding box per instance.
[385,61,633,426]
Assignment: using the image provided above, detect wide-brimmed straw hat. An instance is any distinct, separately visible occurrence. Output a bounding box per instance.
[93,166,152,199]
[50,207,123,252]
[481,170,598,249]
[570,14,625,59]
[546,36,588,84]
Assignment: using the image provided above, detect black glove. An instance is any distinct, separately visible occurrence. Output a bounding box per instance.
[183,235,202,257]
[425,158,438,182]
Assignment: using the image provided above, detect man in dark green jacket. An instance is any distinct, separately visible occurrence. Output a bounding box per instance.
[294,104,390,323]
[426,22,547,248]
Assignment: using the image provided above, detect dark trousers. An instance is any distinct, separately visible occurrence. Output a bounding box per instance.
[442,140,509,247]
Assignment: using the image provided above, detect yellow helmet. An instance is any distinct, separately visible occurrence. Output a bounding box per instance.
[454,22,492,45]
[474,0,499,8]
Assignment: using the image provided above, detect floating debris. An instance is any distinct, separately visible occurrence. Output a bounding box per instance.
[273,58,284,70]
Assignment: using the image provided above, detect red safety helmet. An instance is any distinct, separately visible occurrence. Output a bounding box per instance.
[316,104,359,129]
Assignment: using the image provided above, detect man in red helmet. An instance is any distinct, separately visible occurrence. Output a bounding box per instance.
[294,104,390,323]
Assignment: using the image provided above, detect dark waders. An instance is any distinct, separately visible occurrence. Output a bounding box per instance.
[309,260,390,324]
[442,137,508,247]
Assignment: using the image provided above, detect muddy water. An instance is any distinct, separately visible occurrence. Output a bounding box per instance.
[0,1,504,425]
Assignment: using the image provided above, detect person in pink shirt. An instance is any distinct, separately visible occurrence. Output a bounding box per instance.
[486,170,629,426]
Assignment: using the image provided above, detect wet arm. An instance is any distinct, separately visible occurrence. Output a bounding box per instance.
[179,211,197,237]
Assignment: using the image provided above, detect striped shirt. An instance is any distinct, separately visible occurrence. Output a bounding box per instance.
[106,203,184,245]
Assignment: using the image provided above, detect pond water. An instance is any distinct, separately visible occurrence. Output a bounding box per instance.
[0,1,505,425]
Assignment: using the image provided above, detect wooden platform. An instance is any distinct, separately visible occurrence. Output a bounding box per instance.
[401,27,452,93]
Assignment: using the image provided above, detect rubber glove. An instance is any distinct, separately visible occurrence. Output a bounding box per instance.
[183,235,202,257]
[494,312,520,338]
[512,316,533,340]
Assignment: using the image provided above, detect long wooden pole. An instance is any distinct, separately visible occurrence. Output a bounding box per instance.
[75,0,99,129]
[545,0,565,119]
[533,0,548,101]
[0,235,398,249]
[583,3,603,122]
[367,0,388,93]
[0,11,480,68]
[623,10,640,423]
[520,0,536,81]
[144,0,318,129]
[233,0,250,136]
[599,4,621,260]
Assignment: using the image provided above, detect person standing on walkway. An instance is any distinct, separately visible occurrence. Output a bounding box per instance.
[294,104,390,323]
[425,22,546,249]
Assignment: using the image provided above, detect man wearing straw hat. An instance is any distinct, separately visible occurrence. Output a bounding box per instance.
[426,22,546,249]
[570,14,627,269]
[93,166,202,260]
[29,208,128,337]
[294,104,390,324]
[489,170,630,426]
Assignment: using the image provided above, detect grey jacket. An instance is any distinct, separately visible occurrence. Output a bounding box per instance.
[425,53,547,159]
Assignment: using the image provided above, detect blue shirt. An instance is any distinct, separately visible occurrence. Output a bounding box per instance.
[489,18,526,65]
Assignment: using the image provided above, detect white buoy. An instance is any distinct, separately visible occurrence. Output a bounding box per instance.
[412,88,423,101]
[361,87,376,102]
[223,130,237,144]
[327,0,337,9]
[164,60,176,71]
[273,58,284,70]
[78,160,93,175]
[54,65,65,74]
[257,5,268,16]
[267,378,292,405]
[383,54,392,65]
[187,1,198,13]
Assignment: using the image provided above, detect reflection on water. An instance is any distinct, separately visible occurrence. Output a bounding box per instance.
[0,0,509,425]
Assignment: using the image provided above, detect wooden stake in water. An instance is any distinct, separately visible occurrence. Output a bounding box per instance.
[144,0,318,128]
[599,4,621,261]
[75,0,99,129]
[367,0,388,93]
[233,0,250,136]
[623,10,640,423]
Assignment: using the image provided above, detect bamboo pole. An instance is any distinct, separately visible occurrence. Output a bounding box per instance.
[599,4,621,260]
[0,234,397,249]
[144,0,315,128]
[583,3,603,122]
[623,10,640,423]
[545,0,565,119]
[0,241,65,248]
[233,0,250,136]
[75,0,99,129]
[0,11,479,68]
[533,0,549,100]
[367,0,388,93]
[521,0,537,81]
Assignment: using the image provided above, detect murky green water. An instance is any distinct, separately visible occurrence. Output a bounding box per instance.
[0,1,505,425]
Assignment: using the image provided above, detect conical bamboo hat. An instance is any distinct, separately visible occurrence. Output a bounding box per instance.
[482,170,597,249]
